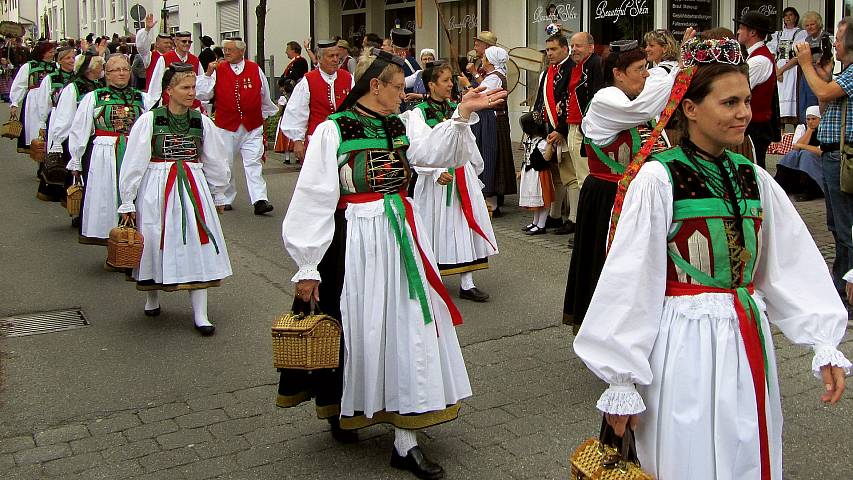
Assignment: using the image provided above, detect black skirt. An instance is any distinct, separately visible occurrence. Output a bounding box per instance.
[276,209,347,419]
[563,176,617,329]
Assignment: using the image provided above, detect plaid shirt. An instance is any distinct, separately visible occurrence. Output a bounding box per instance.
[817,64,853,145]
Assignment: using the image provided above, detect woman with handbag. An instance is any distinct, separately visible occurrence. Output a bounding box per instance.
[280,48,505,479]
[411,61,498,302]
[574,37,850,479]
[117,63,231,335]
[67,55,158,246]
[29,46,76,203]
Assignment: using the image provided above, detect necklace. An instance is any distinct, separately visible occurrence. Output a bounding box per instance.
[353,102,395,151]
[426,97,452,122]
[167,109,192,134]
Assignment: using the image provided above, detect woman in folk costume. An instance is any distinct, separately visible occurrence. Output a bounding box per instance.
[10,41,56,154]
[574,37,850,480]
[470,46,516,214]
[67,55,158,246]
[280,48,505,479]
[767,7,808,121]
[47,51,105,226]
[30,46,76,203]
[562,39,677,332]
[412,61,498,303]
[118,63,231,336]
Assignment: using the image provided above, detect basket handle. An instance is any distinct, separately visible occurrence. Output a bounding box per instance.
[120,215,136,229]
[290,296,322,316]
[597,416,640,469]
[9,110,17,121]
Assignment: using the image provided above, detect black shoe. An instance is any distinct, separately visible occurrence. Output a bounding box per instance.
[222,204,233,211]
[253,200,274,215]
[144,307,161,317]
[554,221,576,235]
[545,216,563,229]
[524,225,547,236]
[328,418,359,444]
[521,223,535,232]
[194,324,216,336]
[491,207,502,218]
[70,216,80,228]
[459,287,489,302]
[390,446,445,480]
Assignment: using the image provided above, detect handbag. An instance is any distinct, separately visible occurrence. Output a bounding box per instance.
[570,417,652,480]
[839,98,853,194]
[43,150,67,184]
[1,111,21,139]
[106,216,144,269]
[271,298,341,370]
[66,176,84,216]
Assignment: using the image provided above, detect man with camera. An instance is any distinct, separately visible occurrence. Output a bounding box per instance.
[796,17,853,298]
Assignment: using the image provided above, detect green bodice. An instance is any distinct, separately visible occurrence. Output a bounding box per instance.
[92,86,145,134]
[150,107,204,160]
[27,60,56,89]
[415,99,457,128]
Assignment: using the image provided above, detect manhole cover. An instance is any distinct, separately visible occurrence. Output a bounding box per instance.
[0,309,90,337]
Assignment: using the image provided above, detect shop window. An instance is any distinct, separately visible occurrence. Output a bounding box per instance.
[734,0,781,34]
[438,0,478,63]
[342,12,367,42]
[526,1,582,102]
[589,0,655,47]
[386,1,418,44]
[668,0,717,40]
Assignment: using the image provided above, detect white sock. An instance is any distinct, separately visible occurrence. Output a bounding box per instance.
[460,272,476,290]
[535,209,548,228]
[145,291,160,311]
[394,428,418,456]
[567,186,580,224]
[189,289,213,327]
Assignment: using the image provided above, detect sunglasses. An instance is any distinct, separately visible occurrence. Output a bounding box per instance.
[178,40,193,45]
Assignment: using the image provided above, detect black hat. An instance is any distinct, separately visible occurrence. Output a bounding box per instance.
[174,31,191,38]
[157,33,173,40]
[225,36,242,42]
[734,11,772,35]
[390,28,413,49]
[317,39,337,49]
[609,39,638,53]
[200,35,214,47]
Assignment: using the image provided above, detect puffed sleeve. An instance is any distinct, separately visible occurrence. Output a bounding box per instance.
[195,72,216,101]
[117,111,154,214]
[280,77,310,141]
[48,84,78,153]
[281,120,342,282]
[573,161,674,415]
[752,167,852,377]
[258,71,280,118]
[9,62,29,108]
[136,28,153,67]
[32,75,52,130]
[408,108,442,176]
[67,92,96,171]
[145,56,166,103]
[400,107,480,169]
[200,114,230,205]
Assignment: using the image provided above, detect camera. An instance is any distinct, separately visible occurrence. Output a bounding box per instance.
[789,41,824,59]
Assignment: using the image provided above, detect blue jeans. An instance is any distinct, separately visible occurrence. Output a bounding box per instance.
[821,151,853,292]
[799,75,819,123]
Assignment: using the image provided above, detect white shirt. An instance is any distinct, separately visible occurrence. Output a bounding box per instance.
[194,59,280,120]
[279,68,355,142]
[146,51,205,103]
[135,28,155,68]
[746,41,774,89]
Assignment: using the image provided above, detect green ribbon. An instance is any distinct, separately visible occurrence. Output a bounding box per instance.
[383,194,432,324]
[444,168,455,207]
[174,159,220,254]
[584,127,642,175]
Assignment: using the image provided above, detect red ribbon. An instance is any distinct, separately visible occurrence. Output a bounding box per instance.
[339,192,464,327]
[665,281,771,480]
[152,158,210,250]
[453,167,496,251]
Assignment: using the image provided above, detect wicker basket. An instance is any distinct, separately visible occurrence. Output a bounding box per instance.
[43,152,67,184]
[570,423,651,480]
[272,309,341,370]
[106,217,144,269]
[29,138,46,162]
[1,118,22,139]
[66,180,83,216]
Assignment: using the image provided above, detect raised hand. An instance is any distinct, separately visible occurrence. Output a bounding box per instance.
[145,13,157,32]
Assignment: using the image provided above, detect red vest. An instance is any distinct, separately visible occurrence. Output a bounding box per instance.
[213,60,265,132]
[748,45,776,123]
[305,68,352,137]
[340,56,352,72]
[585,126,669,182]
[160,50,202,106]
[145,50,163,91]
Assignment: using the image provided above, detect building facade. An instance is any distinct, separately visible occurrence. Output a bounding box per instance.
[1,0,38,39]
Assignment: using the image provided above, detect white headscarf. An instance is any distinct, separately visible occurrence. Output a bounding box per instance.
[805,105,821,118]
[419,48,436,60]
[485,46,508,75]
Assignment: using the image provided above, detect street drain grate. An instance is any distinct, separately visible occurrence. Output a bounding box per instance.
[0,309,90,337]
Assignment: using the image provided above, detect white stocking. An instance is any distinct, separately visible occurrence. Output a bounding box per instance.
[145,291,160,311]
[394,428,419,456]
[460,272,476,290]
[189,289,212,327]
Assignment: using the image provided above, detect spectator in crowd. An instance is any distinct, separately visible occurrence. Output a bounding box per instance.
[465,30,497,86]
[0,57,14,102]
[644,28,679,74]
[799,11,834,123]
[736,11,779,169]
[363,32,382,49]
[774,105,825,202]
[337,39,356,72]
[768,7,808,123]
[278,41,309,93]
[797,17,853,296]
[198,35,216,71]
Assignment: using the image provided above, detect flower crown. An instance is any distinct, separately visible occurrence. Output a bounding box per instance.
[680,38,744,67]
[545,23,562,36]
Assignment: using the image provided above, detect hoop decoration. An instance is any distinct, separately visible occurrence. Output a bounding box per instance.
[680,37,744,67]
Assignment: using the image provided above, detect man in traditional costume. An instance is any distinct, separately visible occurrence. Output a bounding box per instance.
[465,31,498,87]
[337,39,356,73]
[736,11,780,168]
[279,39,353,164]
[146,31,204,107]
[30,46,76,202]
[135,13,175,92]
[10,41,56,153]
[119,63,231,335]
[390,28,421,82]
[575,36,850,480]
[563,40,676,333]
[279,48,506,480]
[196,37,278,215]
[412,61,498,302]
[68,55,158,245]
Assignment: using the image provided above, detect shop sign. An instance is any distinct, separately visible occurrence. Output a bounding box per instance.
[734,0,781,33]
[531,3,579,23]
[447,14,478,31]
[593,0,650,23]
[668,0,715,40]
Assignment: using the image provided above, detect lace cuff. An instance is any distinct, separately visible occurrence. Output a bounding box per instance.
[452,109,479,126]
[596,384,646,415]
[812,345,853,378]
[290,265,321,282]
[66,158,82,171]
[117,203,136,214]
